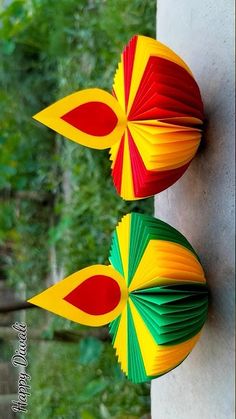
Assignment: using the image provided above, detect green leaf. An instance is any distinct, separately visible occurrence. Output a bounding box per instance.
[99,403,110,419]
[41,329,54,340]
[78,377,109,402]
[0,40,15,56]
[81,410,96,419]
[79,336,104,365]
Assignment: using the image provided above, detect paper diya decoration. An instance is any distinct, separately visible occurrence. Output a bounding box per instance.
[33,35,204,200]
[28,213,208,383]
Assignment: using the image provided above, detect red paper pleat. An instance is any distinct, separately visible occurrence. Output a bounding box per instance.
[128,56,204,122]
[123,35,138,111]
[112,136,125,195]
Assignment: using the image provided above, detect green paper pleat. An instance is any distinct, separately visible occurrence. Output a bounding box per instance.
[127,213,200,286]
[132,297,207,346]
[130,284,208,346]
[109,230,124,276]
[135,295,208,321]
[134,289,207,305]
[127,303,148,383]
[131,293,208,325]
[135,283,208,294]
[109,315,121,345]
[135,291,199,305]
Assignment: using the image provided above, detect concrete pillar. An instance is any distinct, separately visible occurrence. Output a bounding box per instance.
[152,1,235,418]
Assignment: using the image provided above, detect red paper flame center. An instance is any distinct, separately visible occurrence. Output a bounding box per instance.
[63,275,121,315]
[61,102,118,136]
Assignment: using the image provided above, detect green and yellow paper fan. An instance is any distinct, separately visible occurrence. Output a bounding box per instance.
[109,213,208,382]
[28,213,208,383]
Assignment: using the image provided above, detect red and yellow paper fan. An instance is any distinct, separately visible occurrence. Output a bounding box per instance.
[33,35,204,200]
[28,213,208,383]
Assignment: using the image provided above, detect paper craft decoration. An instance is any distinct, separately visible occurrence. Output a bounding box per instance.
[33,35,204,200]
[28,213,208,383]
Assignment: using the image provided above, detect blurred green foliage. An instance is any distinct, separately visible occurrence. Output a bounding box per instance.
[28,339,150,418]
[0,0,155,291]
[0,0,156,417]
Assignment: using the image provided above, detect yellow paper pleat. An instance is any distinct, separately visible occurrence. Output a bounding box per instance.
[113,305,128,374]
[129,299,158,375]
[113,57,126,113]
[133,118,203,127]
[128,122,201,170]
[130,122,201,141]
[129,299,201,376]
[109,138,122,170]
[149,333,201,376]
[116,214,131,283]
[129,240,206,292]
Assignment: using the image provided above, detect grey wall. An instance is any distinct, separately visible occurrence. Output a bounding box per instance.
[152,1,235,418]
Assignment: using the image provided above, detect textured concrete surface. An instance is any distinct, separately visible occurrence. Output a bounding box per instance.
[152,1,235,418]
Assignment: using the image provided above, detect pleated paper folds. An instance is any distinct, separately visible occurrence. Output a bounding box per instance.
[109,213,208,382]
[111,36,204,199]
[29,213,208,383]
[33,35,204,200]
